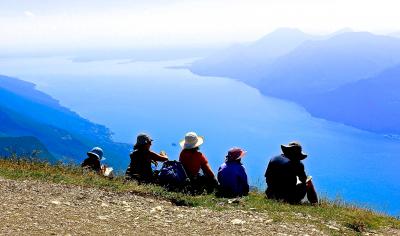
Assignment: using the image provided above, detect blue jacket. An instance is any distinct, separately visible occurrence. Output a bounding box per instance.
[217,161,249,197]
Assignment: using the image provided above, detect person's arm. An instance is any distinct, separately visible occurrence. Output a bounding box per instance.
[81,158,88,167]
[297,162,307,184]
[238,165,249,195]
[200,154,215,179]
[265,160,273,186]
[94,159,101,172]
[149,151,168,162]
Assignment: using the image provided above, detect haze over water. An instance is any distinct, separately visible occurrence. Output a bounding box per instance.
[0,57,399,216]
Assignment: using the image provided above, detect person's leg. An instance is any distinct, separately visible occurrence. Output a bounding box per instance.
[190,175,217,194]
[288,184,307,204]
[265,187,275,199]
[306,180,318,204]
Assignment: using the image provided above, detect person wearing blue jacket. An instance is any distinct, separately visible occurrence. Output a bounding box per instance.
[217,147,249,197]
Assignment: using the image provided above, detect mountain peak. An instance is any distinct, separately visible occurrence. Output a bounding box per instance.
[257,28,310,41]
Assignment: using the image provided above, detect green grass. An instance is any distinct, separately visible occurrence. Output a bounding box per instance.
[0,158,398,235]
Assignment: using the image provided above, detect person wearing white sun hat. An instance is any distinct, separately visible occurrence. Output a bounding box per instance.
[179,132,218,193]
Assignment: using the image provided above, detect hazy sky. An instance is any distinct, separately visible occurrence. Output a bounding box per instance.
[1,0,400,52]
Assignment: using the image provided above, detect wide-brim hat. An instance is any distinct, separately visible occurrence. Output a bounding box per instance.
[87,147,106,161]
[179,132,204,149]
[281,141,307,160]
[135,133,153,146]
[226,147,246,161]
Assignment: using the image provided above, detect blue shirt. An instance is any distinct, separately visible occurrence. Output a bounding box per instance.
[217,161,249,197]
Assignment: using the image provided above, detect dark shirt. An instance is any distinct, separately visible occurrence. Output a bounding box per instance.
[81,156,101,172]
[128,149,167,182]
[265,154,307,200]
[218,161,249,197]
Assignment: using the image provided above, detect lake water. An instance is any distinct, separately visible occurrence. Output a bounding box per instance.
[0,57,399,216]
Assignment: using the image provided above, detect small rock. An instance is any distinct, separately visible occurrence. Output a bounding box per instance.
[50,200,60,205]
[150,206,163,213]
[228,198,241,204]
[231,219,245,225]
[101,203,109,207]
[327,225,340,231]
[98,216,107,220]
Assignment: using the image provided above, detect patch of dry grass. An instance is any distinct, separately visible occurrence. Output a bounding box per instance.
[0,157,399,234]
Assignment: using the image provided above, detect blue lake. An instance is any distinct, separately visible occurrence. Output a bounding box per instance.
[0,57,399,216]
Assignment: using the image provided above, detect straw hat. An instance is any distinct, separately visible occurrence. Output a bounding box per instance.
[179,132,204,149]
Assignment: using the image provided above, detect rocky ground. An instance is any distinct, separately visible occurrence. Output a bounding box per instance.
[0,177,398,236]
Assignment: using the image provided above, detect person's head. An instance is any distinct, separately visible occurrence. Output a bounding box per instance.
[134,133,153,151]
[225,147,246,163]
[281,141,307,161]
[87,147,105,161]
[179,132,204,150]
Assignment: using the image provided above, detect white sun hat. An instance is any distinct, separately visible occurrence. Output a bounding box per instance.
[179,132,204,149]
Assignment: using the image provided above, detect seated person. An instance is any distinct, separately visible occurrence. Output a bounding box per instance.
[179,132,218,193]
[217,147,249,198]
[81,147,104,173]
[126,133,168,183]
[265,141,318,204]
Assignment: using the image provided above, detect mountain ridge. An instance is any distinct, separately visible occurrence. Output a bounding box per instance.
[0,75,131,168]
[189,29,400,134]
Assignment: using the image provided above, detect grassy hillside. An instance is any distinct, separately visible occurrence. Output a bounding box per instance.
[0,158,398,235]
[0,136,55,162]
[0,75,131,168]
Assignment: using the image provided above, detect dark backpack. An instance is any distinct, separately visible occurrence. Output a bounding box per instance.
[158,161,190,191]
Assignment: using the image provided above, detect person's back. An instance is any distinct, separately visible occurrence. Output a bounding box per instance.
[129,149,155,182]
[179,149,213,178]
[217,148,249,197]
[265,154,305,200]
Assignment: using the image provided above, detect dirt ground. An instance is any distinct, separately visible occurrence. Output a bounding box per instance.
[0,177,397,236]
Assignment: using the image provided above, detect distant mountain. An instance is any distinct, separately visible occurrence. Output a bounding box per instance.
[256,32,400,100]
[190,28,317,85]
[300,65,400,134]
[190,30,400,134]
[0,104,89,161]
[0,136,55,162]
[389,31,400,38]
[0,75,130,168]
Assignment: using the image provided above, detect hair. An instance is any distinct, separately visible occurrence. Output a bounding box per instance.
[185,147,200,152]
[225,157,242,163]
[133,143,151,151]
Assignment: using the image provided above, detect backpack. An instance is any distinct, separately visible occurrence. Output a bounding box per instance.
[158,161,190,191]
